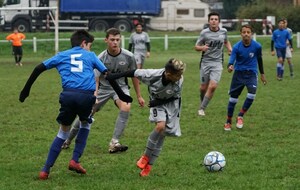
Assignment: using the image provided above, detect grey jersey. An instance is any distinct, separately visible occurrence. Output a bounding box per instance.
[95,48,137,89]
[287,27,293,38]
[134,69,183,100]
[129,32,150,53]
[195,27,228,66]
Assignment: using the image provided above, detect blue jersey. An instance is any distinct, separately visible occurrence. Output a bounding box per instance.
[229,39,262,74]
[43,46,107,91]
[272,29,291,49]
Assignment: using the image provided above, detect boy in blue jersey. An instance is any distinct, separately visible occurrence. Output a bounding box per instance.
[19,30,132,180]
[224,24,267,131]
[271,19,293,80]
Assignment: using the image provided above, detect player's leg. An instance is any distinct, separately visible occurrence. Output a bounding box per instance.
[286,48,293,77]
[12,46,18,66]
[138,120,166,177]
[39,91,76,179]
[224,72,243,131]
[61,118,80,149]
[199,69,222,116]
[17,47,23,66]
[198,68,209,116]
[39,124,71,180]
[275,48,284,80]
[69,92,96,174]
[236,72,257,129]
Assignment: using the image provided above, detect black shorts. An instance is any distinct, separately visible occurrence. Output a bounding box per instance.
[56,89,96,126]
[12,46,23,55]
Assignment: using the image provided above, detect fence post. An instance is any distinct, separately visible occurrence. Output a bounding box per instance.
[297,32,300,48]
[121,35,125,49]
[33,37,37,53]
[164,34,168,50]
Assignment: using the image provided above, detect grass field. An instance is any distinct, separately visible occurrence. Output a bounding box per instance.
[0,32,299,190]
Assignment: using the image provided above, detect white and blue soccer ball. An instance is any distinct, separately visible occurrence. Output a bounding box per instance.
[203,151,226,172]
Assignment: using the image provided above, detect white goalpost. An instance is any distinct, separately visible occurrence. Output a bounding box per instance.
[0,6,59,53]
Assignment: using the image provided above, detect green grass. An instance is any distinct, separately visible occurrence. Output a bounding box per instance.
[0,32,299,190]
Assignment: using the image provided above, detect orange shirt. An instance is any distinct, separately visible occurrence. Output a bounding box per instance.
[6,33,26,46]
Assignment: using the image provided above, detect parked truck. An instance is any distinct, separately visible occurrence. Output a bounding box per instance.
[0,0,161,32]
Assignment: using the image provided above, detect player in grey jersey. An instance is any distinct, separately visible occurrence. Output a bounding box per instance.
[62,28,145,153]
[106,58,186,177]
[128,23,151,69]
[195,12,232,116]
[284,19,294,77]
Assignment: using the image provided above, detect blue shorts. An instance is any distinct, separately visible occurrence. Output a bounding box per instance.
[229,70,258,98]
[275,48,286,59]
[56,89,96,125]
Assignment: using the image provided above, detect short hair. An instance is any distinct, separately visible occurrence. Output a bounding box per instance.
[208,12,220,22]
[70,30,94,47]
[240,24,253,32]
[106,28,121,38]
[165,58,186,74]
[278,18,286,23]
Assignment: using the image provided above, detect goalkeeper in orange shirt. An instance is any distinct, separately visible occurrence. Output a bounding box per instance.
[6,28,26,66]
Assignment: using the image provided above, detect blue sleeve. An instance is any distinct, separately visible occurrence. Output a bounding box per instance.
[92,53,107,73]
[228,45,237,65]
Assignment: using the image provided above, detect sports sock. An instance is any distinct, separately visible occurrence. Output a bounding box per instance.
[200,96,210,110]
[149,135,165,165]
[72,123,90,162]
[280,64,284,78]
[145,130,160,157]
[68,118,80,142]
[18,56,22,63]
[238,93,255,117]
[42,137,65,173]
[227,97,238,123]
[14,56,18,63]
[289,63,294,76]
[112,111,129,140]
[276,63,281,77]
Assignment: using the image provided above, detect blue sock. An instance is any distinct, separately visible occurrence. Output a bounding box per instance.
[227,97,238,123]
[238,94,255,117]
[72,128,89,162]
[42,137,64,173]
[276,63,281,77]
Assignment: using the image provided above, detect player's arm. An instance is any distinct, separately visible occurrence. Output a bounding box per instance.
[257,49,267,85]
[132,76,145,107]
[148,97,179,107]
[128,43,133,52]
[19,63,47,102]
[224,40,232,55]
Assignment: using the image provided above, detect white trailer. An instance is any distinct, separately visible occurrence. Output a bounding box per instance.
[149,0,210,31]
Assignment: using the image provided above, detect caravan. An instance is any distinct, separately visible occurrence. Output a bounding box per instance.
[149,0,210,31]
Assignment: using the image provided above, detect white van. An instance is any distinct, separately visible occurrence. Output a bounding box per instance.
[149,0,210,31]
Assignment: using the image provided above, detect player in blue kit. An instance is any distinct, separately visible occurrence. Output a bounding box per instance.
[224,24,267,131]
[19,30,132,180]
[271,19,293,80]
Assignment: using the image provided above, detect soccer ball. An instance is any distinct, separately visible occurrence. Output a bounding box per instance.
[203,151,226,172]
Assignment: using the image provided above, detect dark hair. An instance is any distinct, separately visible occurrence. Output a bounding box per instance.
[70,30,94,47]
[240,24,253,32]
[278,18,286,23]
[208,12,220,22]
[165,58,186,74]
[106,28,121,38]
